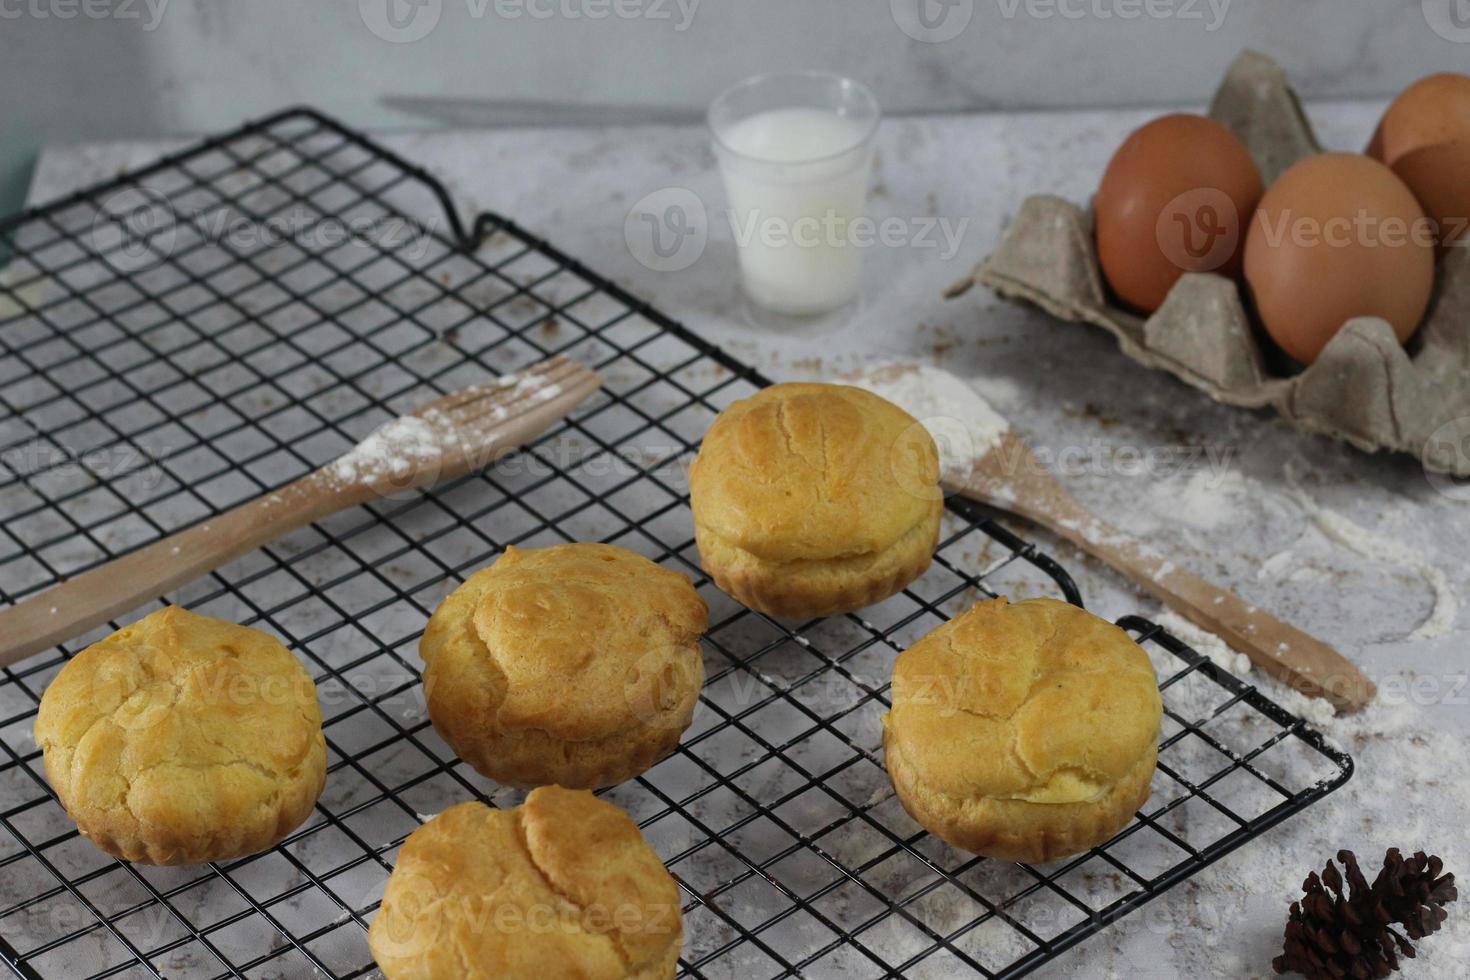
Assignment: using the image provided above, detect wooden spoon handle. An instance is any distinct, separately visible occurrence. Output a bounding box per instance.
[0,471,361,669]
[968,491,1376,712]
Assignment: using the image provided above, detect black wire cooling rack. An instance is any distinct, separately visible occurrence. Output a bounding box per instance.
[0,108,1353,979]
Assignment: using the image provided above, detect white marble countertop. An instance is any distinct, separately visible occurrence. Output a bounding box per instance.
[26,102,1470,978]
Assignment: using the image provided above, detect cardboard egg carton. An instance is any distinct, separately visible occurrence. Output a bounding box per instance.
[949,50,1470,477]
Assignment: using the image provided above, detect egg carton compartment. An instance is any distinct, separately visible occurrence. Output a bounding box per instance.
[0,107,1351,979]
[952,50,1470,477]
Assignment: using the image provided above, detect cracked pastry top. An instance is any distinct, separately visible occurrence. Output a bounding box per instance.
[421,542,707,790]
[369,789,683,980]
[883,596,1162,864]
[688,382,942,619]
[33,605,326,865]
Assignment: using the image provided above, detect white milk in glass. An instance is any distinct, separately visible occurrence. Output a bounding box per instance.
[716,107,875,316]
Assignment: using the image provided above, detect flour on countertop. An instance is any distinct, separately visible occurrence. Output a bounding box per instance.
[1257,549,1295,580]
[1148,466,1253,531]
[1285,463,1458,641]
[847,363,1010,480]
[1152,609,1255,680]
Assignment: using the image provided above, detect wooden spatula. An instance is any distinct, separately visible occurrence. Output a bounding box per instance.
[0,355,601,668]
[848,363,1375,713]
[959,428,1375,712]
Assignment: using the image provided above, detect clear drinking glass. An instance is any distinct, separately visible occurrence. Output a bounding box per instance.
[708,71,881,319]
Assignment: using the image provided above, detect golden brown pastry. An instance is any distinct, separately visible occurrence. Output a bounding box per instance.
[688,383,942,619]
[882,597,1162,864]
[34,606,326,865]
[421,543,706,789]
[369,789,683,979]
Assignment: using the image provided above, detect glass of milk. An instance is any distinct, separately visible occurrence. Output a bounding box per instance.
[709,71,881,319]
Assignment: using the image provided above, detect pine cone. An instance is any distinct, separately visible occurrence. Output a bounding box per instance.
[1273,849,1458,980]
[1373,849,1457,942]
[1273,851,1408,979]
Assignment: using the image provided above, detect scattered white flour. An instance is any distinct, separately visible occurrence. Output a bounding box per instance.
[415,811,438,824]
[1285,464,1458,641]
[847,363,1010,480]
[331,414,445,484]
[1261,673,1340,729]
[1257,549,1295,581]
[1153,610,1255,679]
[484,370,563,421]
[327,370,561,485]
[1148,466,1253,531]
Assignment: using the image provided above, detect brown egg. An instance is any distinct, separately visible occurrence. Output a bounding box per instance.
[1095,114,1264,314]
[1391,139,1470,249]
[1367,73,1470,249]
[1243,153,1435,365]
[1367,72,1470,165]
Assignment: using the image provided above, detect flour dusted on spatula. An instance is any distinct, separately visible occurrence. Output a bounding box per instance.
[331,413,447,484]
[847,363,1010,480]
[328,369,562,486]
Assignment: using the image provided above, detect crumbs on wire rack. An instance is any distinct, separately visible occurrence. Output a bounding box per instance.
[327,370,562,484]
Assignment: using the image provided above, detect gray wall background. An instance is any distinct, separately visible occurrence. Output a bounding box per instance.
[2,0,1467,212]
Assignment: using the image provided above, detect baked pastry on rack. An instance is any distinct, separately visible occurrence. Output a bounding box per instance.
[883,596,1162,864]
[34,605,327,865]
[688,382,942,619]
[369,787,683,979]
[421,542,707,789]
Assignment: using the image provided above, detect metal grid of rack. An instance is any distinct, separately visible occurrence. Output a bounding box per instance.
[0,108,1352,979]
